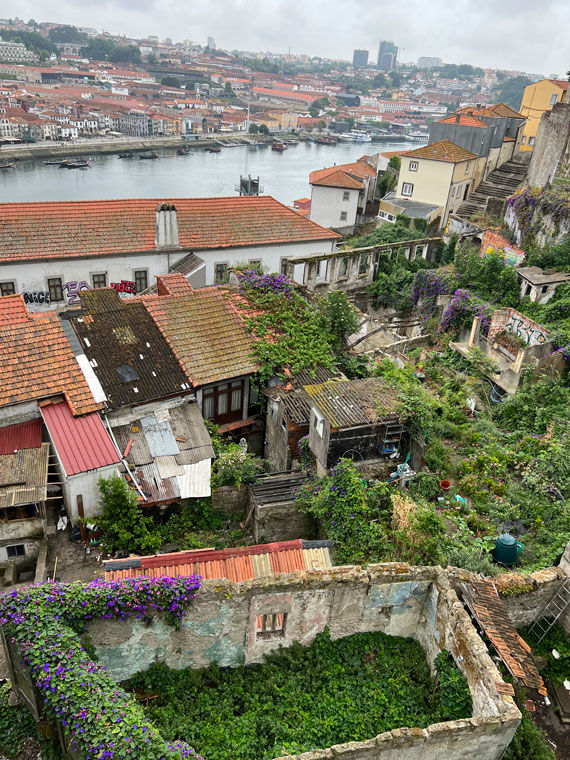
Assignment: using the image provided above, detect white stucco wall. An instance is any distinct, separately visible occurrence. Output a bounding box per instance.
[62,465,121,523]
[0,239,337,310]
[309,185,360,230]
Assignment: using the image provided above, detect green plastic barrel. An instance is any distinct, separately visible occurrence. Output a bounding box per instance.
[492,533,523,566]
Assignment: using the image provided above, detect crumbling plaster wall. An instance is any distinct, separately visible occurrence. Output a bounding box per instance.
[87,564,519,760]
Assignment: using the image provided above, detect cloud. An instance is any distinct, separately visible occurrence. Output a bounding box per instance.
[12,0,568,74]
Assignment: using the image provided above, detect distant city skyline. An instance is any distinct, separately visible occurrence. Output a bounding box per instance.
[5,0,568,75]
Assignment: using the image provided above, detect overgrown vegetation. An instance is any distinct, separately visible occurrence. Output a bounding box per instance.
[130,628,471,760]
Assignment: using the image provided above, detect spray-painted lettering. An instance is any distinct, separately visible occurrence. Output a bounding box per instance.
[23,291,51,305]
[62,280,91,305]
[505,315,547,346]
[110,280,136,294]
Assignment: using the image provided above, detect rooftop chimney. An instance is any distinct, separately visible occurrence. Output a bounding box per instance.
[455,114,460,123]
[155,203,180,249]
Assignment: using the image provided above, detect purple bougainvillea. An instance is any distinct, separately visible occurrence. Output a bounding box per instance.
[439,289,494,334]
[0,576,202,760]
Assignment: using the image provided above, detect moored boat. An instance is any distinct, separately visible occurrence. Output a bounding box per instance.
[118,153,134,159]
[139,152,159,159]
[176,147,190,155]
[45,160,63,165]
[271,142,287,151]
[0,162,14,169]
[207,146,221,153]
[65,160,90,168]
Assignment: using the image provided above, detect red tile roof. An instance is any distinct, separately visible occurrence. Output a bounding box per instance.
[0,419,42,455]
[402,139,477,163]
[41,400,120,476]
[549,80,568,91]
[0,296,101,416]
[457,102,523,119]
[310,160,376,187]
[142,274,258,386]
[104,539,333,582]
[439,114,490,128]
[0,196,340,264]
[310,169,364,189]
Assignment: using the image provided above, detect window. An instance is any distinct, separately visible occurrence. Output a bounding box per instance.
[340,211,348,222]
[342,191,350,201]
[134,269,148,293]
[521,135,526,144]
[256,612,287,639]
[408,160,418,171]
[465,162,471,174]
[550,94,558,106]
[387,214,395,222]
[47,277,63,302]
[6,544,25,558]
[248,259,262,272]
[528,137,535,146]
[541,285,548,294]
[0,281,15,297]
[340,257,349,277]
[359,254,368,274]
[401,182,413,197]
[91,273,107,289]
[202,379,244,423]
[214,262,228,284]
[450,186,456,197]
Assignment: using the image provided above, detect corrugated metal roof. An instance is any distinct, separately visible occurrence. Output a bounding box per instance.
[103,539,333,583]
[41,401,120,477]
[176,459,211,498]
[251,473,308,504]
[0,443,49,508]
[0,419,42,455]
[304,378,400,429]
[131,463,178,503]
[141,414,180,457]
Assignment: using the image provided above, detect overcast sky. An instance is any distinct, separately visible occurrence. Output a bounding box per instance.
[4,0,568,76]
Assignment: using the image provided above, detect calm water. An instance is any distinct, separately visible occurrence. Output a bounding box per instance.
[0,139,420,205]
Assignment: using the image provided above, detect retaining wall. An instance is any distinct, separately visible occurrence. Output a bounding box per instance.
[86,563,520,760]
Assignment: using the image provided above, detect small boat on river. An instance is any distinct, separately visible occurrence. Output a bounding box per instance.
[118,153,134,159]
[176,147,190,155]
[271,142,287,151]
[0,162,14,169]
[207,146,221,153]
[65,160,90,168]
[45,159,63,165]
[139,152,159,159]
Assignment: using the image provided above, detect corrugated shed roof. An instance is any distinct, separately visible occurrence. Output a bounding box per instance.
[103,539,333,582]
[0,296,101,416]
[41,401,120,476]
[0,196,340,263]
[0,443,49,508]
[0,419,42,455]
[304,378,400,428]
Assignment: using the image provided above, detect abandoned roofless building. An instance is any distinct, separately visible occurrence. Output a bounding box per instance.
[2,563,521,760]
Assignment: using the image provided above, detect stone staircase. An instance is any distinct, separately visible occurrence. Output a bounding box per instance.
[456,157,529,221]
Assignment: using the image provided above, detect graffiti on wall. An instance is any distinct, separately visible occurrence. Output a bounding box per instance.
[480,231,525,267]
[63,281,91,305]
[110,280,136,294]
[23,292,50,305]
[504,314,549,346]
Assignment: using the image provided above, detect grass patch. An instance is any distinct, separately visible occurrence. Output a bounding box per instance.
[129,628,471,760]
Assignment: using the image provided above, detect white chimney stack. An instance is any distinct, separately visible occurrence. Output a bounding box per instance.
[155,203,180,249]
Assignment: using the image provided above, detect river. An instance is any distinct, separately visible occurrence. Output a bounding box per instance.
[0,138,423,205]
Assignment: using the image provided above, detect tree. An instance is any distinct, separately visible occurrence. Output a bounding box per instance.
[390,71,402,88]
[492,76,532,111]
[97,474,162,555]
[161,75,181,88]
[258,123,269,135]
[316,291,360,357]
[248,123,259,134]
[317,119,326,131]
[224,81,234,97]
[48,25,86,43]
[147,53,157,64]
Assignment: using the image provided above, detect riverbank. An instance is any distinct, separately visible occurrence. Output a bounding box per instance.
[0,134,276,161]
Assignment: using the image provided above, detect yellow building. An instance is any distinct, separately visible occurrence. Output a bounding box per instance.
[387,140,482,229]
[519,79,568,151]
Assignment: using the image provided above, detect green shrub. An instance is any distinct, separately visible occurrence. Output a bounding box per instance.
[433,650,472,720]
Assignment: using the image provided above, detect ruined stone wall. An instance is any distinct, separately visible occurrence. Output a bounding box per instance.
[87,564,519,760]
[495,567,567,627]
[211,485,249,516]
[527,103,570,189]
[252,498,314,543]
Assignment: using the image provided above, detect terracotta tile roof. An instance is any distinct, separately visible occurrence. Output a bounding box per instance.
[462,578,546,695]
[103,539,333,582]
[304,377,400,428]
[457,103,523,119]
[310,169,364,189]
[439,114,490,128]
[41,400,120,476]
[0,196,339,263]
[67,289,192,410]
[141,275,258,387]
[402,139,477,163]
[550,79,568,91]
[310,160,376,187]
[0,296,101,416]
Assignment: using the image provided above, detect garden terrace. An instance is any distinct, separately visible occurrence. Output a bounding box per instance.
[74,564,519,760]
